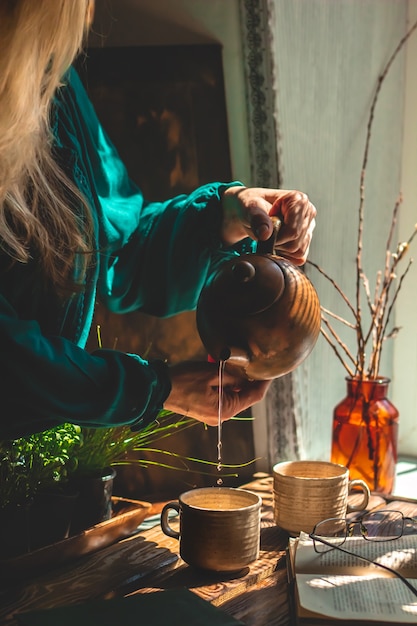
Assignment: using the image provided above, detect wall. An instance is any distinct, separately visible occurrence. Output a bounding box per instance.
[395,0,417,455]
[268,0,408,459]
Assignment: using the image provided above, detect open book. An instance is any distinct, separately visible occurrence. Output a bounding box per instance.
[287,532,417,625]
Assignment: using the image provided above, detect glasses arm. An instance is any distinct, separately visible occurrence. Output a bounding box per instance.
[309,533,417,599]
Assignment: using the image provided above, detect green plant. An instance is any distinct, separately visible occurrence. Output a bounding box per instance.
[0,423,82,509]
[71,410,196,475]
[71,412,257,479]
[0,413,257,510]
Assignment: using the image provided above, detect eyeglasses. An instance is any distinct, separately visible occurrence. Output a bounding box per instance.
[311,509,416,550]
[310,509,417,599]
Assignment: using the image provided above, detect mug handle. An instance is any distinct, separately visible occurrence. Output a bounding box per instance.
[347,479,370,512]
[160,501,180,539]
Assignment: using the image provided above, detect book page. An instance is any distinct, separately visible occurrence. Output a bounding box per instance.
[291,533,417,623]
[297,573,417,623]
[295,532,417,579]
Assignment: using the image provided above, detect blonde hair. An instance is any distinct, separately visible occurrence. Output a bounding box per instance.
[0,0,94,293]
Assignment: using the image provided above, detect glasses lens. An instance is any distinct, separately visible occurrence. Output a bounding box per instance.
[361,510,404,541]
[313,518,347,553]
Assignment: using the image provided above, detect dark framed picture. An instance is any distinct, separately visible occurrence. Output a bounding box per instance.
[77,44,232,201]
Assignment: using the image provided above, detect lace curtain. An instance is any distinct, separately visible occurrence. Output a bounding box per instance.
[239,0,307,470]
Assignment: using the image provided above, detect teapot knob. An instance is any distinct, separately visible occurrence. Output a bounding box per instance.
[231,260,256,283]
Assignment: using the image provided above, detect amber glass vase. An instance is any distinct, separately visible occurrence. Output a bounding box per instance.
[331,377,399,494]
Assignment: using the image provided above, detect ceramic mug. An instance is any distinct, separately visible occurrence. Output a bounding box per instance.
[272,460,370,536]
[160,486,261,572]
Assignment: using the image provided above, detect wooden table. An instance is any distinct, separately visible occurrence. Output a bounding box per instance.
[1,474,416,626]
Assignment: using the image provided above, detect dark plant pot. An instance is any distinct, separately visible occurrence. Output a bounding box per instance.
[29,488,79,551]
[0,502,32,558]
[69,467,116,534]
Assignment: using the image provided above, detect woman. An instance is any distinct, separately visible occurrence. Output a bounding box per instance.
[0,0,316,439]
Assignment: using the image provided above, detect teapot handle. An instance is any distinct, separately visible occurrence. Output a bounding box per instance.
[256,216,282,255]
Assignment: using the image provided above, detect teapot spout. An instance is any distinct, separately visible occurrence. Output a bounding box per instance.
[209,347,252,378]
[223,348,251,370]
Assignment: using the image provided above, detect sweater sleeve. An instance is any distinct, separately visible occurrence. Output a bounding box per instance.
[0,292,171,440]
[61,67,245,317]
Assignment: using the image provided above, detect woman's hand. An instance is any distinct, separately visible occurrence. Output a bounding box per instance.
[164,361,271,426]
[221,186,317,265]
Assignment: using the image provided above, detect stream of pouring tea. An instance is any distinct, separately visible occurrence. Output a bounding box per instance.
[216,360,226,485]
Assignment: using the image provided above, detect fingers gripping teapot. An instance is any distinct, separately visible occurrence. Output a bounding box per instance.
[196,219,321,380]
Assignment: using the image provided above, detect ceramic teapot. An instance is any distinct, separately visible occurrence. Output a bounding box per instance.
[196,219,321,380]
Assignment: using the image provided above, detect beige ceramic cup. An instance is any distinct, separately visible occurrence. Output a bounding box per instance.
[272,460,370,536]
[160,486,261,571]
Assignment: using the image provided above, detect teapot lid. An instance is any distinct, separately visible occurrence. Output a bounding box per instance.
[206,255,285,317]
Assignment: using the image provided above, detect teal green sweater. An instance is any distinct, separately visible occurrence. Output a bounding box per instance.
[0,67,243,439]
